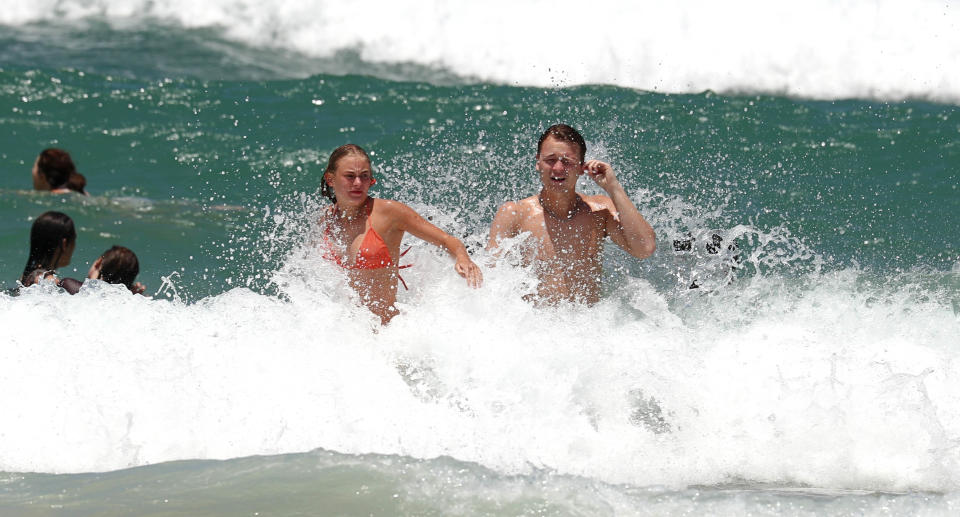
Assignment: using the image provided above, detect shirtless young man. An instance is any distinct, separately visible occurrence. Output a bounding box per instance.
[487,124,656,304]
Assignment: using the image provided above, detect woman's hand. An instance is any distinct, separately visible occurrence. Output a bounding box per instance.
[455,257,483,288]
[87,257,103,279]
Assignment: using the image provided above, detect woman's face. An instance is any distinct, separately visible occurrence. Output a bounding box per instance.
[326,155,374,207]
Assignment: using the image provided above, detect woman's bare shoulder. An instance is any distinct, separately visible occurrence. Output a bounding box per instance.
[371,197,412,217]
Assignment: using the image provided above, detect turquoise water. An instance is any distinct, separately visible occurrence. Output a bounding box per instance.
[2,66,955,297]
[1,3,959,516]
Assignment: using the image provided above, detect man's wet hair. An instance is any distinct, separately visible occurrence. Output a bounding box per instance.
[537,124,586,163]
[99,246,140,291]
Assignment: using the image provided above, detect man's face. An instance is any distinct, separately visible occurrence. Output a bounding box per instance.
[536,136,583,192]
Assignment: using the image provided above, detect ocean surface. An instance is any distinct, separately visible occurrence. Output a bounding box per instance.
[1,1,959,515]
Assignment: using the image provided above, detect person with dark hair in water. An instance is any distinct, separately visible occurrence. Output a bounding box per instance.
[88,246,146,294]
[319,143,482,324]
[19,211,83,294]
[32,148,88,195]
[487,124,656,305]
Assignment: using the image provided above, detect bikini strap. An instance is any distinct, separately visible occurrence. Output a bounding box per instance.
[397,246,413,289]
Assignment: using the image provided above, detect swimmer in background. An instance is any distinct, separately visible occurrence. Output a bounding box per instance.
[88,246,146,294]
[319,144,482,324]
[487,124,656,304]
[19,211,84,294]
[31,148,88,195]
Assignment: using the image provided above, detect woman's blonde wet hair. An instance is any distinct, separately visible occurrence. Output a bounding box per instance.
[321,144,371,203]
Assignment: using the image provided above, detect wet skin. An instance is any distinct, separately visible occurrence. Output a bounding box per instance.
[487,136,656,304]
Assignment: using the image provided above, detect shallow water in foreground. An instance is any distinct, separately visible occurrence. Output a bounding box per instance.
[2,450,957,517]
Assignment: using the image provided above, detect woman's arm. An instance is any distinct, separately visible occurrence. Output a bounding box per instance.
[393,202,483,288]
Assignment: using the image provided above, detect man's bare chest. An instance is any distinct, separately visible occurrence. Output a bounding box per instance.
[520,215,605,262]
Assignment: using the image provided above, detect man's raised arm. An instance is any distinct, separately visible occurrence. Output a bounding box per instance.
[584,160,656,259]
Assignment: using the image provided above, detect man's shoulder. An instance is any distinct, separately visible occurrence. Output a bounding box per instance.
[581,194,617,215]
[496,196,538,214]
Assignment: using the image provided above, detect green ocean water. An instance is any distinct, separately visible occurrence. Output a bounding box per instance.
[2,65,957,299]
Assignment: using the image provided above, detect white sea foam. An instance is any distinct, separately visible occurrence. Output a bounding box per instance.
[3,0,958,102]
[2,252,958,492]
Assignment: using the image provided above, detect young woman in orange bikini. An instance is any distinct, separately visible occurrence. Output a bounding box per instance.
[319,144,482,324]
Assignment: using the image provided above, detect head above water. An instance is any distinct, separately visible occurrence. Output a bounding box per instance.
[20,211,77,286]
[97,246,140,290]
[33,148,86,193]
[537,124,586,163]
[322,144,374,204]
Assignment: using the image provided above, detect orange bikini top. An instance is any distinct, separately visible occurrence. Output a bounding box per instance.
[323,199,412,287]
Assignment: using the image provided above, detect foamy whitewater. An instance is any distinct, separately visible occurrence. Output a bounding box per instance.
[2,211,958,490]
[1,1,959,515]
[3,0,959,102]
